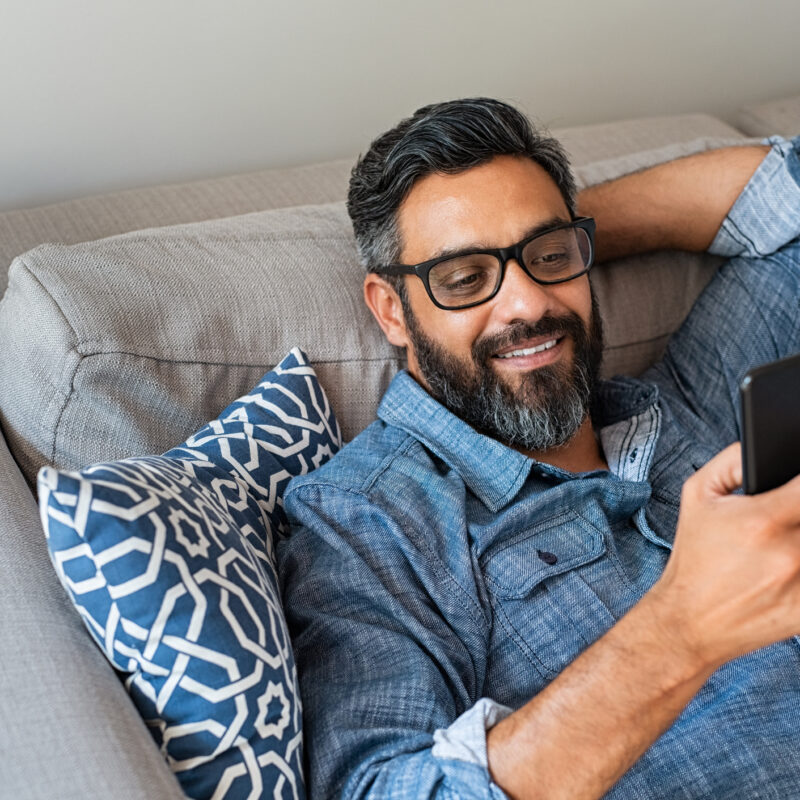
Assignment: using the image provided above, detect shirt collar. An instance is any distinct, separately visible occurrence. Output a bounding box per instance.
[377,370,661,512]
[377,371,534,512]
[593,376,659,426]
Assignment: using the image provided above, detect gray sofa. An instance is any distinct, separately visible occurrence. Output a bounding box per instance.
[1,94,798,799]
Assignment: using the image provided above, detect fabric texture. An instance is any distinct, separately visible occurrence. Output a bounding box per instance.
[277,137,800,799]
[555,113,743,165]
[0,158,354,294]
[0,430,185,800]
[0,203,400,486]
[0,113,743,294]
[737,93,800,138]
[38,348,341,800]
[0,135,757,489]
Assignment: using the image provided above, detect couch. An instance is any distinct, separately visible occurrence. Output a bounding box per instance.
[1,93,798,799]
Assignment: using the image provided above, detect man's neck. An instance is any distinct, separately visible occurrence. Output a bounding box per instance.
[519,417,608,474]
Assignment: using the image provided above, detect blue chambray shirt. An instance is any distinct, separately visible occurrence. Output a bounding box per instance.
[277,135,800,799]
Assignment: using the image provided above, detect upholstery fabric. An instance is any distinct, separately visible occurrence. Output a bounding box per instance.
[0,158,354,294]
[554,113,742,165]
[0,203,401,485]
[0,135,762,488]
[737,94,800,138]
[0,114,743,296]
[37,348,340,800]
[0,429,185,800]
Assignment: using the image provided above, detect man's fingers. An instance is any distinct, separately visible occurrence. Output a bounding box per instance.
[694,442,743,497]
[696,442,800,524]
[757,469,800,525]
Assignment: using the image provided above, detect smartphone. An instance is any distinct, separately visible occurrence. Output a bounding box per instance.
[740,351,800,494]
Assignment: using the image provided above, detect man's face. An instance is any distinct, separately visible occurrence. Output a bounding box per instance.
[390,155,603,452]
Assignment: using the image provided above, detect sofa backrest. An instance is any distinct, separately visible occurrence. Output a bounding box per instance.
[0,117,757,487]
[0,113,742,295]
[0,203,401,484]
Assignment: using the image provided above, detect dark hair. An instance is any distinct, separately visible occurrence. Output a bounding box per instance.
[347,97,577,281]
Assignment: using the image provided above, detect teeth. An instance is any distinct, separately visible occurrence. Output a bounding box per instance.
[496,339,558,359]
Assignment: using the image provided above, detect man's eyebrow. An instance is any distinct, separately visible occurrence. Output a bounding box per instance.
[425,216,572,261]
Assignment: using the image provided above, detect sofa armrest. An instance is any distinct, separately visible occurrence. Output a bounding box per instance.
[0,431,185,799]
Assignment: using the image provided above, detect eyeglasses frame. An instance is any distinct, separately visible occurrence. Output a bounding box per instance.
[375,216,596,310]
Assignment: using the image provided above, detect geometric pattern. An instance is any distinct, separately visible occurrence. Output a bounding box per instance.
[37,348,341,800]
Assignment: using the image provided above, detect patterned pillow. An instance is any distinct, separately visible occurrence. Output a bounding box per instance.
[37,348,341,800]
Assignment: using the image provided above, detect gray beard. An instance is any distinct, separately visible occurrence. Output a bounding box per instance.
[403,294,603,453]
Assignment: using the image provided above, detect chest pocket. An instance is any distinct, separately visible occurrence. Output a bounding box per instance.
[482,509,616,680]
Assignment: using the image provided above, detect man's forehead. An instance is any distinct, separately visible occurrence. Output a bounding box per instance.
[396,155,570,263]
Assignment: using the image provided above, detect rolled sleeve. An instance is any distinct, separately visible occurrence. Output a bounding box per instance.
[433,697,513,798]
[432,697,512,771]
[709,134,800,258]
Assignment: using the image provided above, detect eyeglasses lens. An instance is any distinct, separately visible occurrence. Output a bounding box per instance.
[428,226,592,309]
[521,227,592,283]
[428,253,500,308]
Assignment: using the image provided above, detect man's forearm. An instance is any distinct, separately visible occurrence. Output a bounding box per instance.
[486,588,714,800]
[578,144,770,262]
[487,442,800,800]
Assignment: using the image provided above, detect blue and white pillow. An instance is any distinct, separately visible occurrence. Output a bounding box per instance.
[37,348,341,800]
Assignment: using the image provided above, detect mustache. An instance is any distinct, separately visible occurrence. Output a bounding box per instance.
[473,313,587,363]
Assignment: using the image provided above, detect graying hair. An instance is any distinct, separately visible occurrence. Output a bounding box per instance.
[346,97,577,280]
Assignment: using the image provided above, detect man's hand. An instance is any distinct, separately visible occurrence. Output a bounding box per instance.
[651,442,800,669]
[488,442,800,800]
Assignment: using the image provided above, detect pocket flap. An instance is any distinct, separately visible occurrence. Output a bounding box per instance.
[483,510,606,599]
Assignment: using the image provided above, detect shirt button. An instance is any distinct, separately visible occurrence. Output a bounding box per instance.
[537,549,558,565]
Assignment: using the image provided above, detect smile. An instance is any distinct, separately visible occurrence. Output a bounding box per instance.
[495,338,560,359]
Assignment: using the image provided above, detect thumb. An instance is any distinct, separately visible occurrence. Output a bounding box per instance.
[695,442,743,498]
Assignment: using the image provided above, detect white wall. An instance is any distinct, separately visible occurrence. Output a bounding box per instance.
[1,0,798,211]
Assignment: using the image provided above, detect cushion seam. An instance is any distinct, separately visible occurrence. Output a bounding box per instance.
[13,254,81,465]
[72,349,403,367]
[67,231,355,248]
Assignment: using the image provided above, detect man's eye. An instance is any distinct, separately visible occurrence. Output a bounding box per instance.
[529,250,573,272]
[535,251,569,264]
[445,270,483,289]
[431,262,493,295]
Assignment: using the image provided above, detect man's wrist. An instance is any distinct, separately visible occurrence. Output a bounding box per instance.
[633,580,723,682]
[486,587,718,800]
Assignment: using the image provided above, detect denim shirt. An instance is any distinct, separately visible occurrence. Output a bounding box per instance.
[277,135,800,800]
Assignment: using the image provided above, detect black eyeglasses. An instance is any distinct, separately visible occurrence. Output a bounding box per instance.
[376,216,596,310]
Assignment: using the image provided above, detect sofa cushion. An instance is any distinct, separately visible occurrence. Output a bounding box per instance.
[0,158,354,296]
[0,426,186,800]
[737,94,800,138]
[554,112,744,166]
[0,136,751,487]
[0,202,401,485]
[38,347,339,800]
[0,113,743,297]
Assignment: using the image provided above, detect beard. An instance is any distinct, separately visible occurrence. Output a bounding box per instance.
[403,290,604,452]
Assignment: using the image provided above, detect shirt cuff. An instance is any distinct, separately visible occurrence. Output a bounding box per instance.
[432,697,513,770]
[709,134,800,258]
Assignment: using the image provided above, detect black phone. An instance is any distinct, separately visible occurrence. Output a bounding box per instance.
[740,351,800,494]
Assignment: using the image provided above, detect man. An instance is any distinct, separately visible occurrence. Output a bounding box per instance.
[276,98,800,799]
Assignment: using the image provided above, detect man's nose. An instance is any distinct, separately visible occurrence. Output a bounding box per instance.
[491,259,554,322]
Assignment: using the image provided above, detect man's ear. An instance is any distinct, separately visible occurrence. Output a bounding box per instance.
[363,273,411,349]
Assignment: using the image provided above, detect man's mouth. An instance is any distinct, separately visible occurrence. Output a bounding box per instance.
[494,337,561,359]
[492,334,565,360]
